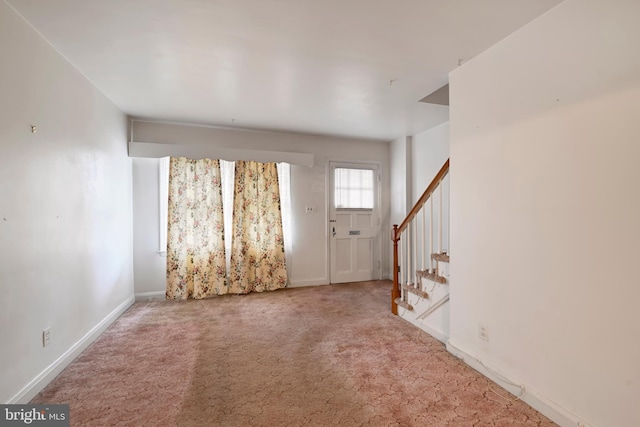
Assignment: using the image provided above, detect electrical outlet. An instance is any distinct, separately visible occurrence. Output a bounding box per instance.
[479,323,489,342]
[43,328,51,347]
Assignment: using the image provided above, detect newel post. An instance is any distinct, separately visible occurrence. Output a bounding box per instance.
[391,224,400,315]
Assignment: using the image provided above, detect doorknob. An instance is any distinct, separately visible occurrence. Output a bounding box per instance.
[332,227,336,237]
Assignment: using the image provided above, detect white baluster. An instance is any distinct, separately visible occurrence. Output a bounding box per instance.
[421,207,426,271]
[398,235,404,298]
[407,224,412,285]
[445,173,450,253]
[438,182,443,254]
[429,197,433,271]
[413,217,417,285]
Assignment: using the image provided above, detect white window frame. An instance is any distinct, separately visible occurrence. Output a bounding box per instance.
[333,166,376,210]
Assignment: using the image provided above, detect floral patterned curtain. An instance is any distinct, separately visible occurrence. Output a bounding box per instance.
[229,161,288,294]
[166,157,227,299]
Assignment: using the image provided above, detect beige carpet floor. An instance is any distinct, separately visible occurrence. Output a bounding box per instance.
[31,281,556,426]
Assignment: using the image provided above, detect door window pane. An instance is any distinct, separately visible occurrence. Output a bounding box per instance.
[334,168,374,209]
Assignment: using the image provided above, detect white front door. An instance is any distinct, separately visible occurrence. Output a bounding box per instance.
[329,162,380,283]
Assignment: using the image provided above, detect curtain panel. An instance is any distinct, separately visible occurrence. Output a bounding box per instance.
[166,157,228,299]
[229,161,288,294]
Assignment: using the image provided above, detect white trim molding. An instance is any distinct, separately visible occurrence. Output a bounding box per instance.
[8,296,135,404]
[288,278,330,288]
[446,340,592,427]
[398,308,449,344]
[129,141,314,167]
[135,291,166,301]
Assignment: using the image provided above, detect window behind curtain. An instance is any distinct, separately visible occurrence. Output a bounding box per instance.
[159,157,170,252]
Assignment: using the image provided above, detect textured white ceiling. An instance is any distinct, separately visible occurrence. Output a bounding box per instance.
[7,0,561,141]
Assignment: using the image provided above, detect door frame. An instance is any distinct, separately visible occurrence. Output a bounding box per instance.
[326,159,383,284]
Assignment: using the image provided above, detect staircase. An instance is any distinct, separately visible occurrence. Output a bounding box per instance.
[391,159,450,342]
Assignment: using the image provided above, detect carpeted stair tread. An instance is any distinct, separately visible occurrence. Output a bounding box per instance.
[431,252,450,263]
[403,283,430,299]
[416,269,447,284]
[393,297,414,311]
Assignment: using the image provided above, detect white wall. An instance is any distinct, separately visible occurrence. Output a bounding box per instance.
[410,122,449,205]
[388,136,412,281]
[449,1,640,426]
[410,122,450,253]
[389,136,411,228]
[0,3,133,403]
[131,121,390,292]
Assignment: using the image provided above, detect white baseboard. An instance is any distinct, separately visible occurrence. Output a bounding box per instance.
[399,311,449,344]
[8,295,135,404]
[288,278,329,287]
[397,291,450,344]
[446,340,590,427]
[136,283,329,296]
[135,291,165,301]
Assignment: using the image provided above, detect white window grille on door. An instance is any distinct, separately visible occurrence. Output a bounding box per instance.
[334,168,374,210]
